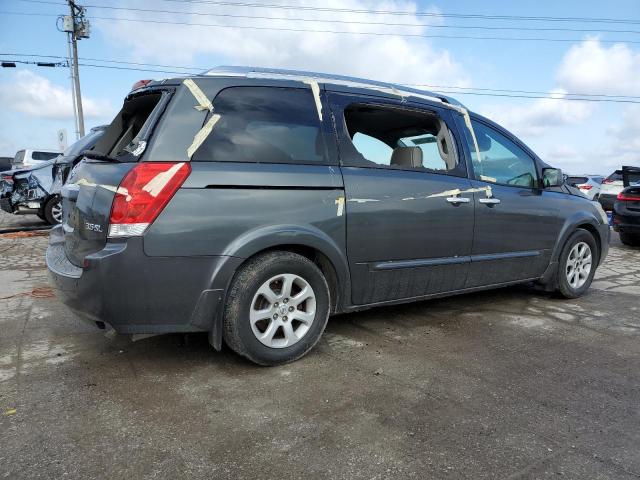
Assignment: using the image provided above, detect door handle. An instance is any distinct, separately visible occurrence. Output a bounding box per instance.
[478,198,501,205]
[446,196,471,204]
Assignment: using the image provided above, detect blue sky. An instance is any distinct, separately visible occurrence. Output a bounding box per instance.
[1,0,639,174]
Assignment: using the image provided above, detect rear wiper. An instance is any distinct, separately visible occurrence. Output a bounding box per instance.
[81,150,120,163]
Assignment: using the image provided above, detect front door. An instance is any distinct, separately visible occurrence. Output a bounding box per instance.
[328,92,475,305]
[455,115,563,287]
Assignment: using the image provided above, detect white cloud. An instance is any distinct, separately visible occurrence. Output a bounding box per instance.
[604,104,640,166]
[557,38,640,96]
[98,0,469,87]
[0,70,112,120]
[482,89,593,138]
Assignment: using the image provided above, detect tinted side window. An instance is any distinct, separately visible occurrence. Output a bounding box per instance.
[192,87,327,164]
[568,176,589,186]
[462,119,538,188]
[32,151,59,160]
[341,103,461,176]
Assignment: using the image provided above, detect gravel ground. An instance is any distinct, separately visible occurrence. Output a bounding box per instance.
[1,211,639,479]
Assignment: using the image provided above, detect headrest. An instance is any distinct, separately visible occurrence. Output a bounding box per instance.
[390,146,423,168]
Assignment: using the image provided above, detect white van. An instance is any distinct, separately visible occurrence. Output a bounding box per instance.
[13,149,61,168]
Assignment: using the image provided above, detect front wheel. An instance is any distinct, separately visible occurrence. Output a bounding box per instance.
[223,251,330,366]
[556,229,598,298]
[43,196,62,225]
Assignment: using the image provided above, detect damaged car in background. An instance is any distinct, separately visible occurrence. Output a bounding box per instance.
[0,126,106,225]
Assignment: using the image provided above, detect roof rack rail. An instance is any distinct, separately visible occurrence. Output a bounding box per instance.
[202,66,466,109]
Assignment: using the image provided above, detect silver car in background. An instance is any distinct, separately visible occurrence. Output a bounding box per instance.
[567,175,604,201]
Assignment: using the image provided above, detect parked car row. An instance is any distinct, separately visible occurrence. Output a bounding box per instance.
[0,127,106,224]
[45,66,610,365]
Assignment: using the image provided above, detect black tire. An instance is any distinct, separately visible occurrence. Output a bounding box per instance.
[223,251,330,366]
[556,229,599,299]
[619,232,640,247]
[43,196,62,225]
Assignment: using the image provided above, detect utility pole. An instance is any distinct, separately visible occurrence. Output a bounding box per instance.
[62,1,90,139]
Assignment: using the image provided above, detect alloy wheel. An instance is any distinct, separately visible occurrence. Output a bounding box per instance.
[565,241,592,289]
[249,273,316,348]
[51,200,63,223]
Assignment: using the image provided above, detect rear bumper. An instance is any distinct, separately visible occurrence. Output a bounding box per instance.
[46,225,242,337]
[612,214,640,234]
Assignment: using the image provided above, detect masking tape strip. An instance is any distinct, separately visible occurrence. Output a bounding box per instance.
[183,79,214,112]
[462,109,482,168]
[426,185,492,199]
[335,195,345,216]
[303,79,323,121]
[187,114,221,159]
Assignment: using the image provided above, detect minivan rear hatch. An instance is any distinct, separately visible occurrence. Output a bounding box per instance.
[62,88,170,266]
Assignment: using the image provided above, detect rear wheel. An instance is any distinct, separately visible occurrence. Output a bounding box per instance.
[620,232,640,247]
[556,229,598,298]
[223,251,330,366]
[43,196,62,225]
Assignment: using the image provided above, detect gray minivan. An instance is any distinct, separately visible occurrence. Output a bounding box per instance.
[47,67,610,365]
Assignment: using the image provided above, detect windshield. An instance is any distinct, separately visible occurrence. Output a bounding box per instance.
[13,150,25,163]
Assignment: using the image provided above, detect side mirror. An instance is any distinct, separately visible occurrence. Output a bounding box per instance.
[542,168,563,188]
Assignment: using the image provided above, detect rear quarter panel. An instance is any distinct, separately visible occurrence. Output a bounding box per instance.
[144,161,347,273]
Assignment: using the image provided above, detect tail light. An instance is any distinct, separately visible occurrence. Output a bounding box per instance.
[603,179,614,184]
[1,174,13,184]
[578,184,592,190]
[617,192,640,202]
[108,162,191,238]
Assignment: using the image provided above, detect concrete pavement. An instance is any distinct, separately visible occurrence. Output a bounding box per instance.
[1,211,639,479]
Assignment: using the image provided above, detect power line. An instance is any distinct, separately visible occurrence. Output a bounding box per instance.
[3,54,640,104]
[5,10,640,44]
[134,0,640,25]
[72,15,640,44]
[4,52,639,100]
[15,0,640,26]
[0,53,202,71]
[64,4,640,35]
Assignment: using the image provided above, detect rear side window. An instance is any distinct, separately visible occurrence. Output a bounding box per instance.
[32,151,59,161]
[567,176,589,186]
[192,87,327,164]
[93,92,165,162]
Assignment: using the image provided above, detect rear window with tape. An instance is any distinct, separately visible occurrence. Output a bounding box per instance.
[191,86,328,165]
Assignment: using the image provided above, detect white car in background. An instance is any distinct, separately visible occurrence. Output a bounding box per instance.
[566,175,604,201]
[599,169,640,211]
[12,149,61,168]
